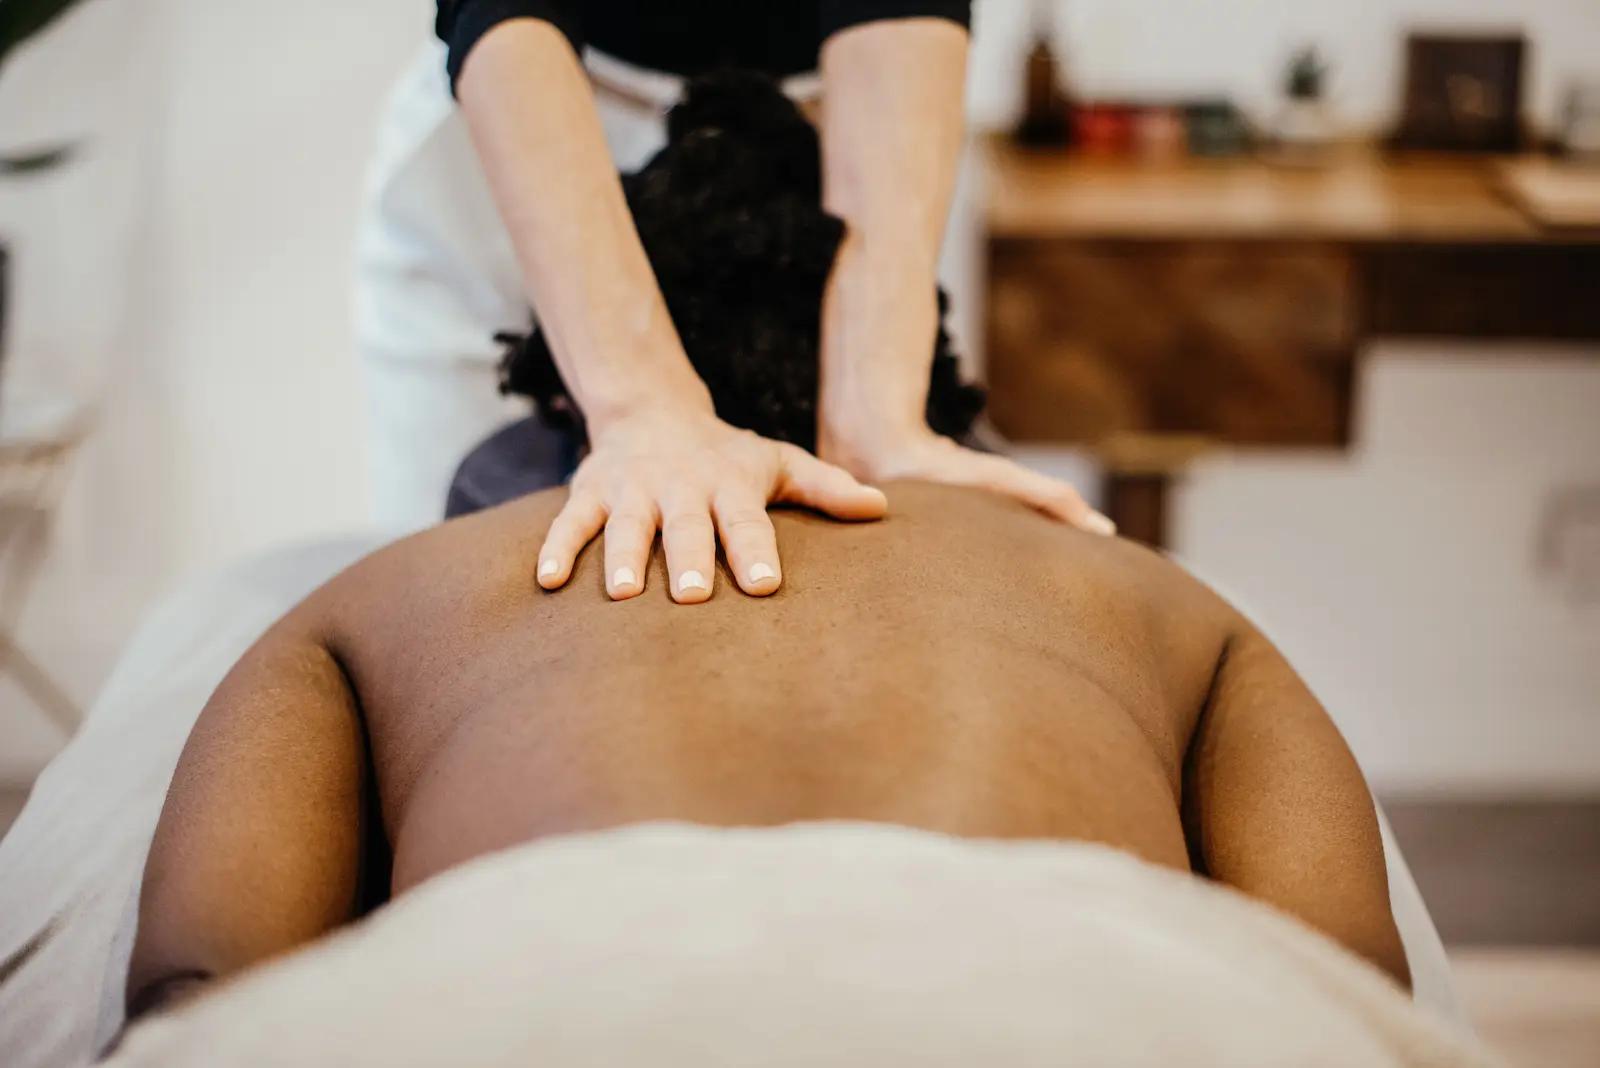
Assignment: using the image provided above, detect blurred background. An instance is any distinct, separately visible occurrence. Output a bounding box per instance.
[1,2,1596,1063]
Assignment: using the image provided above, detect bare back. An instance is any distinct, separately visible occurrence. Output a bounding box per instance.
[324,481,1235,891]
[128,480,1410,1018]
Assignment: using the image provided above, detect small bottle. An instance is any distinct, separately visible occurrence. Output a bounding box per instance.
[1014,0,1073,149]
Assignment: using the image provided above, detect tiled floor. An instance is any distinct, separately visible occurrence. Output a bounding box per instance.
[1452,949,1600,1068]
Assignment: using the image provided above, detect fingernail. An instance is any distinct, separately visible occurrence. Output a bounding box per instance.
[748,562,777,586]
[1085,511,1117,537]
[677,570,708,595]
[612,566,637,591]
[539,559,559,580]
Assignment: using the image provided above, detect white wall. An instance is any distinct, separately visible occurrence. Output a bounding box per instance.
[1175,347,1600,796]
[1,1,171,777]
[1011,341,1600,797]
[151,0,427,554]
[1,0,428,778]
[1,0,1597,795]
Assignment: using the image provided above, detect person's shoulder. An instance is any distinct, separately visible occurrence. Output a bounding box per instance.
[457,485,572,537]
[371,486,571,566]
[892,478,1239,626]
[301,487,572,634]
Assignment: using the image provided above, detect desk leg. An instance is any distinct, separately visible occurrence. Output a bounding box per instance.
[1103,472,1171,549]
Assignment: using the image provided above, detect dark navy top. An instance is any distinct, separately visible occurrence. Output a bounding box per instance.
[436,1,971,93]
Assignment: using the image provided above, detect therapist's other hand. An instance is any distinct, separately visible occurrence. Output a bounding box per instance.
[536,411,888,603]
[821,426,1116,536]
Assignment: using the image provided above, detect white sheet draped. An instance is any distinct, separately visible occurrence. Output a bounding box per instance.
[109,822,1494,1067]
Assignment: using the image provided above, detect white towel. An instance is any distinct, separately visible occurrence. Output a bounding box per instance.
[109,821,1496,1068]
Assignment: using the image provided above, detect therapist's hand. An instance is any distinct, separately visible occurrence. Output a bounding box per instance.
[820,421,1115,536]
[536,409,888,603]
[460,22,887,605]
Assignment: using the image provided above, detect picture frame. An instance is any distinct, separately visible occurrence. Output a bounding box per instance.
[1392,34,1526,153]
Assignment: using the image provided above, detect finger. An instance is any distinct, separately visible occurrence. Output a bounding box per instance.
[537,492,608,589]
[660,501,717,604]
[713,491,781,596]
[602,497,657,600]
[775,446,889,520]
[980,457,1116,535]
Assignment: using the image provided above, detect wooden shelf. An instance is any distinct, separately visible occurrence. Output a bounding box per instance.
[982,140,1600,244]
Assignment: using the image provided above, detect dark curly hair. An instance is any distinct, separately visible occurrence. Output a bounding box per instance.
[495,69,985,453]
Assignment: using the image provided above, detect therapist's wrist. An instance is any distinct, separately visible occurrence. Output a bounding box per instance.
[581,367,715,441]
[548,306,714,438]
[817,407,931,478]
[816,245,940,466]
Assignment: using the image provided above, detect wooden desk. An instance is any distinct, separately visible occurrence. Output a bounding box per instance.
[982,142,1600,545]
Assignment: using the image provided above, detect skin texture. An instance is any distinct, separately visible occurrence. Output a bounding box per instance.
[457,19,1109,605]
[127,482,1408,1019]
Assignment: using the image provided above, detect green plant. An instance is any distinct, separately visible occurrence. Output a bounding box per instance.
[0,0,94,71]
[1285,46,1327,101]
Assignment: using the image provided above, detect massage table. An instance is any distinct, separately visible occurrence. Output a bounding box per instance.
[0,535,1469,1068]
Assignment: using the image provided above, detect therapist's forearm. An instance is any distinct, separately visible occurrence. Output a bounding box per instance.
[817,18,969,460]
[457,19,711,431]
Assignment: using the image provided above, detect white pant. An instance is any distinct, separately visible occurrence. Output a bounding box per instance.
[355,45,692,530]
[355,44,977,531]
